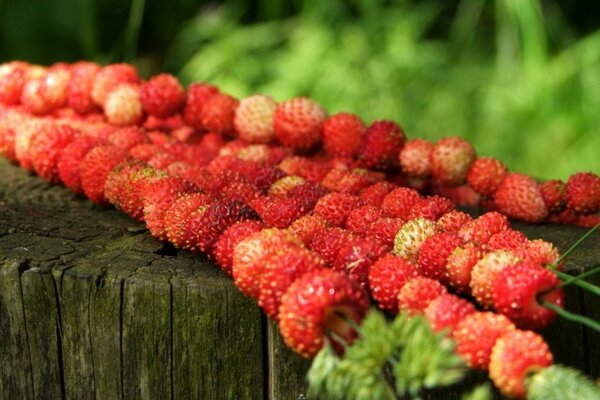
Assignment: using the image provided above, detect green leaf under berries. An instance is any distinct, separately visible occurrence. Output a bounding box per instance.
[460,384,493,400]
[527,365,600,400]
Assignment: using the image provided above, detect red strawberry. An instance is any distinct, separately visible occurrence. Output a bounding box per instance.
[359,181,395,206]
[278,269,370,358]
[453,312,515,370]
[21,78,51,115]
[200,92,239,135]
[287,183,329,211]
[494,173,548,222]
[431,184,481,207]
[398,138,433,178]
[182,83,219,130]
[39,63,71,110]
[29,123,78,183]
[287,214,330,246]
[424,294,475,332]
[539,179,567,213]
[119,167,168,220]
[258,245,325,320]
[278,156,330,183]
[139,73,185,118]
[492,261,564,330]
[368,254,419,312]
[519,239,561,269]
[129,143,161,162]
[14,118,51,171]
[213,220,265,276]
[0,61,28,105]
[108,126,148,150]
[313,192,361,227]
[566,172,600,214]
[489,330,553,399]
[486,229,528,251]
[57,136,104,194]
[269,176,306,197]
[381,187,421,219]
[333,237,389,289]
[234,94,277,143]
[104,84,144,126]
[397,277,447,314]
[143,114,186,133]
[320,167,376,195]
[309,227,355,265]
[80,145,128,204]
[458,211,510,245]
[436,210,472,233]
[0,110,23,162]
[148,152,178,170]
[252,196,308,228]
[577,213,600,228]
[322,112,365,158]
[445,243,482,293]
[91,63,140,106]
[164,193,215,248]
[220,178,262,204]
[273,97,327,150]
[358,120,405,169]
[67,61,101,114]
[467,157,507,197]
[417,232,461,283]
[407,195,455,221]
[104,159,146,207]
[431,137,476,186]
[346,205,383,235]
[392,217,438,262]
[366,217,404,246]
[470,250,520,309]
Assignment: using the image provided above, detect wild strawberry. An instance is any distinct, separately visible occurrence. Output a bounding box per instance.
[142,176,199,240]
[397,277,447,314]
[91,63,140,107]
[322,112,365,158]
[313,192,361,227]
[236,144,269,162]
[458,211,510,245]
[164,193,215,248]
[287,214,330,246]
[320,167,376,195]
[269,176,306,197]
[424,294,475,332]
[467,157,507,197]
[129,143,161,162]
[0,61,28,105]
[358,120,405,169]
[539,179,567,213]
[29,123,78,183]
[444,243,482,293]
[366,217,404,247]
[252,196,308,228]
[346,205,383,235]
[234,94,277,143]
[104,159,146,207]
[139,73,185,118]
[148,152,178,170]
[489,330,553,399]
[79,145,128,204]
[0,110,23,161]
[104,84,144,126]
[213,220,265,276]
[233,161,285,191]
[220,178,262,204]
[143,114,186,133]
[566,172,600,214]
[108,126,148,150]
[120,167,167,220]
[278,156,330,183]
[470,250,520,309]
[398,138,433,178]
[381,187,421,219]
[67,61,101,114]
[287,182,329,211]
[417,232,461,283]
[39,63,71,110]
[493,261,564,330]
[431,136,476,186]
[436,210,472,233]
[278,269,370,358]
[309,227,354,265]
[368,254,419,312]
[486,229,528,251]
[273,97,327,150]
[232,229,297,298]
[453,312,515,370]
[359,181,395,206]
[258,245,325,320]
[57,136,104,194]
[201,92,239,135]
[182,82,219,130]
[21,78,51,115]
[333,237,389,289]
[432,184,481,207]
[407,195,455,221]
[494,173,548,222]
[393,217,438,262]
[576,213,600,228]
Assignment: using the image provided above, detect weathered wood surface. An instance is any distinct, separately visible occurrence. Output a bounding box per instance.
[0,156,599,400]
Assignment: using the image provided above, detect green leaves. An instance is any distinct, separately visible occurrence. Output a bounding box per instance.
[527,365,600,400]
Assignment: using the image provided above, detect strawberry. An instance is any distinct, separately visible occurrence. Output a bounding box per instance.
[381,187,421,219]
[0,61,28,105]
[182,83,219,130]
[129,143,161,162]
[119,167,168,220]
[309,227,354,265]
[139,73,185,118]
[431,137,476,186]
[287,214,330,246]
[539,179,567,213]
[431,184,481,207]
[200,92,239,135]
[21,78,51,115]
[436,210,472,233]
[320,168,377,195]
[397,277,447,314]
[368,254,419,312]
[453,312,515,370]
[333,237,389,289]
[444,243,482,293]
[313,192,361,227]
[458,211,510,245]
[57,136,104,194]
[366,217,404,247]
[519,239,562,270]
[467,157,507,197]
[148,152,178,170]
[407,195,455,221]
[219,178,262,204]
[164,193,216,248]
[424,294,475,332]
[143,114,186,133]
[269,176,306,197]
[358,120,405,169]
[91,63,140,107]
[322,112,365,158]
[494,173,548,222]
[234,94,277,143]
[278,156,330,183]
[80,145,128,204]
[0,110,23,162]
[278,269,370,358]
[359,181,395,206]
[486,229,528,251]
[273,97,327,150]
[489,330,553,399]
[417,232,461,283]
[398,138,433,178]
[470,250,520,309]
[346,205,383,235]
[29,123,79,183]
[108,126,148,150]
[67,61,101,114]
[213,220,265,276]
[104,159,146,207]
[577,213,600,228]
[251,196,308,228]
[39,63,71,110]
[566,172,600,214]
[258,245,325,320]
[492,261,564,330]
[392,217,438,262]
[104,84,144,126]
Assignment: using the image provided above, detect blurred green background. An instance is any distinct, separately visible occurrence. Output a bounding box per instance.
[1,0,599,180]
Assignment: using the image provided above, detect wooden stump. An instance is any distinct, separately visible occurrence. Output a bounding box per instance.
[0,157,598,399]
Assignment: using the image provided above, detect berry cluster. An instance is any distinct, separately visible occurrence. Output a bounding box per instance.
[0,61,582,398]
